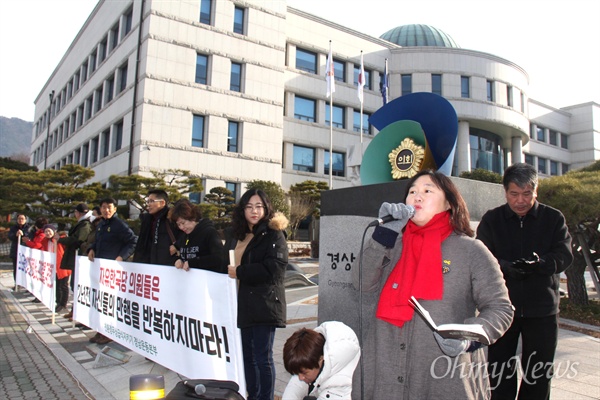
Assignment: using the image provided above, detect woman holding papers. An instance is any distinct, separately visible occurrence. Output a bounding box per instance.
[169,199,224,273]
[225,189,288,400]
[354,170,513,400]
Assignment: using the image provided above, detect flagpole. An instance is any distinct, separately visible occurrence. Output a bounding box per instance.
[328,41,333,189]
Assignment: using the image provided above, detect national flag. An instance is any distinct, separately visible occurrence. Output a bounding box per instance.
[357,52,366,103]
[381,59,389,105]
[326,46,335,98]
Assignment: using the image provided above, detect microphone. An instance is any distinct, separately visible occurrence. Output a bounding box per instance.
[194,384,207,395]
[368,205,415,227]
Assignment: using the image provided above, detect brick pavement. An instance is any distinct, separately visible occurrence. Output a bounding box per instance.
[0,289,94,399]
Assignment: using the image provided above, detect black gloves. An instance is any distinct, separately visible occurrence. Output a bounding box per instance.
[501,252,543,280]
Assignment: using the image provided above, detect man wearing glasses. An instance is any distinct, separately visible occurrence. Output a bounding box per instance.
[133,189,181,266]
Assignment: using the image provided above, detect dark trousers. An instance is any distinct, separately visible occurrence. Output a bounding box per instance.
[241,325,276,400]
[56,276,70,307]
[488,314,558,400]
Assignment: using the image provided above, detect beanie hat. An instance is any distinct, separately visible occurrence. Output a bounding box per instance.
[74,203,89,213]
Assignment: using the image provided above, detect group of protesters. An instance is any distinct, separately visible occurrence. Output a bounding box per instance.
[7,163,572,400]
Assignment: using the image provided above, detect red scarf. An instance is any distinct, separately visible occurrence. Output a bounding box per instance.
[376,211,453,327]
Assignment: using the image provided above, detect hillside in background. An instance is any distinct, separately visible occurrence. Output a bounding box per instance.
[0,116,33,158]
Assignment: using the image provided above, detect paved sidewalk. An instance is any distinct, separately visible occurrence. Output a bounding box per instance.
[1,262,599,399]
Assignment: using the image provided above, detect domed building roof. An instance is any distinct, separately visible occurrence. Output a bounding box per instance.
[380,24,459,48]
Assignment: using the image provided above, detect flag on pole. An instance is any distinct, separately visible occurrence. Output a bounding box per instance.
[357,52,366,103]
[326,45,335,98]
[381,58,389,105]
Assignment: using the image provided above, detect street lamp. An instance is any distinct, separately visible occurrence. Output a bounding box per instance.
[43,90,55,170]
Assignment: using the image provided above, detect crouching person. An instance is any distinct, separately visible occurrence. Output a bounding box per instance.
[282,321,360,400]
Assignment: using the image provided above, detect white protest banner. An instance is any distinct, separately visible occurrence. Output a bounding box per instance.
[74,257,245,394]
[16,243,56,310]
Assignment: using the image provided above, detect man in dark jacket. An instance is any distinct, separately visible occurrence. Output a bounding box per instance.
[133,189,181,266]
[58,203,93,319]
[8,213,31,288]
[477,163,573,400]
[88,197,137,344]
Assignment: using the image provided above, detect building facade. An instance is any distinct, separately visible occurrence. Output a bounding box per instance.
[30,0,599,199]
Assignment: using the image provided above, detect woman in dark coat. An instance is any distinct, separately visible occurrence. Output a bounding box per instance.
[169,199,224,272]
[8,214,31,285]
[225,189,288,400]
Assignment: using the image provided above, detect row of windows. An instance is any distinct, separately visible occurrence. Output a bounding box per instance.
[196,54,243,93]
[524,154,569,176]
[191,113,347,177]
[293,145,346,177]
[530,124,568,149]
[200,0,246,35]
[35,62,129,162]
[33,120,124,169]
[294,95,371,134]
[295,47,380,92]
[36,7,133,137]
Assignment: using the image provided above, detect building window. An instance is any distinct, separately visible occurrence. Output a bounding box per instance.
[200,0,212,25]
[524,153,534,167]
[325,151,345,177]
[562,163,569,174]
[106,74,115,103]
[225,182,238,202]
[325,104,345,128]
[94,86,103,113]
[192,115,205,147]
[109,23,119,52]
[189,192,201,204]
[431,74,442,96]
[294,96,316,122]
[196,54,208,84]
[536,126,545,142]
[293,145,315,172]
[123,8,133,36]
[353,110,371,135]
[81,143,89,167]
[354,65,371,90]
[101,129,110,159]
[228,121,239,152]
[89,52,97,75]
[230,62,242,92]
[401,74,412,96]
[486,80,494,102]
[507,85,513,107]
[85,96,93,121]
[520,92,525,112]
[73,72,80,92]
[549,130,558,146]
[296,48,317,74]
[113,120,123,152]
[90,136,99,164]
[233,6,245,35]
[81,61,88,83]
[461,76,470,98]
[550,160,559,176]
[77,104,84,128]
[118,62,128,93]
[469,128,503,174]
[99,36,108,64]
[73,149,80,165]
[560,134,568,149]
[537,157,547,174]
[333,59,345,82]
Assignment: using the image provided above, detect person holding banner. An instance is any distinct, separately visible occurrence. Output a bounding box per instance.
[134,189,182,266]
[88,197,138,345]
[43,225,71,313]
[225,189,289,400]
[23,216,49,251]
[58,203,94,319]
[169,198,224,272]
[8,213,32,289]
